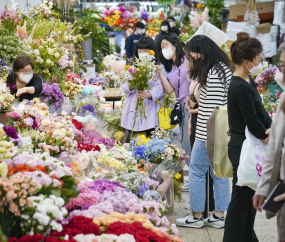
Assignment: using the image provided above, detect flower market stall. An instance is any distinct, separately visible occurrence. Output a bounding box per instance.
[0,2,187,242]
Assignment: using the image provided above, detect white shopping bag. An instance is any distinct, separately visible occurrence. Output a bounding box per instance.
[237,127,268,191]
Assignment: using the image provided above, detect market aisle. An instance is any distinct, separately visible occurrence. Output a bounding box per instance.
[169,166,278,242]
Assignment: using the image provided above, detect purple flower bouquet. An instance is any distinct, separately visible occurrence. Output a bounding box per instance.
[40,83,65,109]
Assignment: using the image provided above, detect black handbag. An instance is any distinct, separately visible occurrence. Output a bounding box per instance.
[170,67,183,125]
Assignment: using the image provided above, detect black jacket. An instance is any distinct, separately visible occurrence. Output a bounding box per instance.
[228,76,272,140]
[7,73,43,101]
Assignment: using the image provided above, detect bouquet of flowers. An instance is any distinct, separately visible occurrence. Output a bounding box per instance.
[59,81,83,99]
[253,66,278,90]
[29,38,64,79]
[125,50,157,125]
[40,83,65,109]
[0,173,42,237]
[0,76,15,111]
[20,194,67,236]
[0,5,22,33]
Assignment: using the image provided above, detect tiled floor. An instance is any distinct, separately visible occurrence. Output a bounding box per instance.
[168,166,278,242]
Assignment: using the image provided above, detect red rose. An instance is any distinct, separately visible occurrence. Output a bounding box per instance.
[72,119,83,130]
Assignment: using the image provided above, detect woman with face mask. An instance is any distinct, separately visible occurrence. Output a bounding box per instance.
[156,36,191,169]
[175,35,232,229]
[121,37,165,142]
[6,56,43,101]
[155,20,177,58]
[223,32,272,242]
[253,44,285,242]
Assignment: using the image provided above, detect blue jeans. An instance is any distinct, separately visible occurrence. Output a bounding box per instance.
[189,140,230,212]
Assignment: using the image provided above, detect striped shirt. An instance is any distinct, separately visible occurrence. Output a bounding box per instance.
[195,63,232,142]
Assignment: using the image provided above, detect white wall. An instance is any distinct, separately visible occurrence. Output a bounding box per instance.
[0,0,43,13]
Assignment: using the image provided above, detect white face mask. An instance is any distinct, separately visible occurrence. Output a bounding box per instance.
[19,73,33,84]
[161,26,168,32]
[275,69,285,90]
[169,22,174,28]
[138,29,145,35]
[247,62,262,75]
[138,53,149,60]
[162,47,174,60]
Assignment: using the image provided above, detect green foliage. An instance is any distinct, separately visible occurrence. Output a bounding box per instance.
[0,226,7,242]
[0,29,27,62]
[173,178,182,202]
[74,10,110,71]
[39,176,79,204]
[26,18,67,41]
[206,0,224,29]
[51,3,78,24]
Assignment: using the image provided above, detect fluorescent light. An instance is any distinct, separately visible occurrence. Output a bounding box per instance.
[152,2,158,5]
[141,2,151,5]
[95,3,106,6]
[108,2,118,6]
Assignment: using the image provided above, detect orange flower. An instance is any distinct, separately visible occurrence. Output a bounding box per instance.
[49,140,53,144]
[8,166,16,176]
[36,165,47,173]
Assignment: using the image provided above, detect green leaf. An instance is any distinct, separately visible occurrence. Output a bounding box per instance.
[51,189,62,197]
[61,188,73,196]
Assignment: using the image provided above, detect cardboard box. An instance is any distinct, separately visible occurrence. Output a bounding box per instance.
[229,1,275,20]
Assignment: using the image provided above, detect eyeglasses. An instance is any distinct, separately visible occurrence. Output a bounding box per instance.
[277,63,285,72]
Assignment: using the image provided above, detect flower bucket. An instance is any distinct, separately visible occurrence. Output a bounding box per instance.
[269,84,283,101]
[0,111,7,126]
[80,38,93,61]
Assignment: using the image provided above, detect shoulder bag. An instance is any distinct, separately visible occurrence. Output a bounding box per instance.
[170,67,183,125]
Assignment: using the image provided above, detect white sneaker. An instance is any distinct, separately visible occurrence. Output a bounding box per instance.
[182,183,189,192]
[176,215,204,228]
[204,214,225,229]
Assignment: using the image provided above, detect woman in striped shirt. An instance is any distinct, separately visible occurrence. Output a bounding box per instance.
[176,35,232,228]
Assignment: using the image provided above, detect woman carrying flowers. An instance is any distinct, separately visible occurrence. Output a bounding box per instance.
[6,56,43,101]
[121,36,165,142]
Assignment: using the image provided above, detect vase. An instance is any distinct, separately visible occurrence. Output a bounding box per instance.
[105,87,121,97]
[79,38,93,61]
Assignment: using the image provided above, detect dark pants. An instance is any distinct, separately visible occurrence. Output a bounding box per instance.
[223,134,259,242]
[123,128,155,143]
[191,112,215,213]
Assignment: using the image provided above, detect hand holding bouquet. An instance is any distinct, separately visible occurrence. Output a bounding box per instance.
[125,50,157,125]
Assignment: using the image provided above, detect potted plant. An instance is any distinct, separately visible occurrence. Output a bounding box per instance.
[75,10,110,68]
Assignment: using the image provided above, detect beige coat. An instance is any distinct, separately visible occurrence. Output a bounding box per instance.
[255,91,285,219]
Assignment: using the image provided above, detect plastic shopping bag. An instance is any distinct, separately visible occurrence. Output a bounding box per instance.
[237,127,268,191]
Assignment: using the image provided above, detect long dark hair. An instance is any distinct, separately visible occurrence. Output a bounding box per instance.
[134,36,160,64]
[160,20,172,34]
[185,35,232,87]
[161,36,184,72]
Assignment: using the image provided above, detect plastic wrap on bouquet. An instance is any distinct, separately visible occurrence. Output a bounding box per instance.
[169,126,182,148]
[80,115,112,141]
[48,98,73,116]
[103,55,126,74]
[59,153,95,177]
[149,157,182,213]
